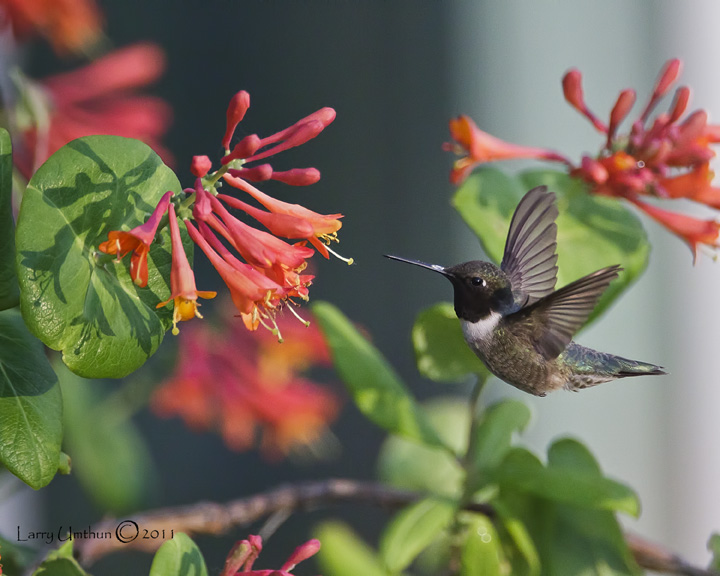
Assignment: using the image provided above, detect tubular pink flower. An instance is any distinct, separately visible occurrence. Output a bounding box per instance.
[222,90,251,150]
[640,58,682,122]
[156,205,216,334]
[562,69,608,133]
[98,191,172,287]
[218,194,316,239]
[607,89,636,147]
[443,115,570,185]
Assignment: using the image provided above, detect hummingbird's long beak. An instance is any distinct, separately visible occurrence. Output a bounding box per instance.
[383,254,451,277]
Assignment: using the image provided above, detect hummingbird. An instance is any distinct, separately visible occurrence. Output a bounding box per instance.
[385,186,665,396]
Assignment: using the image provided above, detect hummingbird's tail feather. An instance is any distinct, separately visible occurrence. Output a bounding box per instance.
[561,342,665,391]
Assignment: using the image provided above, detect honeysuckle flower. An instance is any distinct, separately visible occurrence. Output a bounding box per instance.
[219,535,320,576]
[156,205,216,335]
[0,0,104,55]
[222,175,349,261]
[101,90,345,336]
[14,42,172,178]
[98,191,172,287]
[185,220,282,331]
[442,114,570,185]
[446,58,720,261]
[151,303,338,458]
[627,196,720,263]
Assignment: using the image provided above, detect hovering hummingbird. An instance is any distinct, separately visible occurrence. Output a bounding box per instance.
[386,186,665,396]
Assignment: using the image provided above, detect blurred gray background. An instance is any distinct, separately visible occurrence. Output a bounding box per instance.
[2,0,719,572]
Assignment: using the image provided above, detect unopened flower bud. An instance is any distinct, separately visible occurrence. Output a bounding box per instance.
[191,155,212,177]
[222,90,251,150]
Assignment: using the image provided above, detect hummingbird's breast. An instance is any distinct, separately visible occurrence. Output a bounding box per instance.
[460,316,566,396]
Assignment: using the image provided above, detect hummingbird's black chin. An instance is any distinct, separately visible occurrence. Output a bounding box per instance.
[383,254,451,277]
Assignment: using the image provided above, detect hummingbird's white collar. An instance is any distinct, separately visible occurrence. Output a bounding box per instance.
[460,311,502,343]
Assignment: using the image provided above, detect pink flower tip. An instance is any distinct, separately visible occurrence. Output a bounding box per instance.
[191,155,213,178]
[562,69,584,111]
[223,134,262,164]
[223,90,252,150]
[281,539,321,571]
[272,167,321,186]
[654,59,682,99]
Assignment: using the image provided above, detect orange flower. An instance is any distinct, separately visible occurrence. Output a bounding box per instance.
[442,115,570,185]
[0,0,103,55]
[98,191,172,287]
[221,176,348,261]
[185,220,282,331]
[446,58,720,261]
[15,42,171,178]
[156,205,216,334]
[628,197,720,263]
[151,304,339,458]
[219,535,320,576]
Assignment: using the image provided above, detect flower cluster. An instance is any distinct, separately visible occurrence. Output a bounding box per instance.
[151,304,339,458]
[220,535,321,576]
[0,0,103,55]
[99,90,346,336]
[444,59,720,261]
[13,42,172,180]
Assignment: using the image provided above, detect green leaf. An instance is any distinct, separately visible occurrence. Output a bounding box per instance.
[412,302,491,383]
[0,307,62,489]
[452,168,649,325]
[16,135,185,378]
[32,541,89,576]
[708,533,720,571]
[57,360,155,512]
[495,440,642,575]
[0,534,38,575]
[466,400,531,491]
[149,533,208,576]
[493,500,541,576]
[0,128,18,311]
[380,496,457,573]
[378,399,468,497]
[314,521,390,576]
[497,445,639,517]
[312,301,448,451]
[460,514,504,576]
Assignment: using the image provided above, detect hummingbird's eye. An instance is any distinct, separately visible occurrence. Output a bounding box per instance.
[471,277,486,287]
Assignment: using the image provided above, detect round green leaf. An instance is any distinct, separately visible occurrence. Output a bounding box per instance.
[314,521,390,576]
[149,533,208,576]
[378,399,469,497]
[16,136,184,378]
[0,127,19,310]
[380,496,457,573]
[0,307,61,489]
[452,168,650,325]
[460,514,504,576]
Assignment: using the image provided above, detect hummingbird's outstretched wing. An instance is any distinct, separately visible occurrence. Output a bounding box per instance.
[501,186,559,307]
[504,265,622,359]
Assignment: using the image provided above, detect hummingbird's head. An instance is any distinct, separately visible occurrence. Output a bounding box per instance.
[384,256,514,322]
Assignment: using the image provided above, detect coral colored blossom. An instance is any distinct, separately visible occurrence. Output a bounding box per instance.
[0,0,104,55]
[219,535,320,576]
[445,59,720,260]
[15,42,172,178]
[99,90,345,336]
[151,305,339,458]
[98,191,172,287]
[156,205,216,335]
